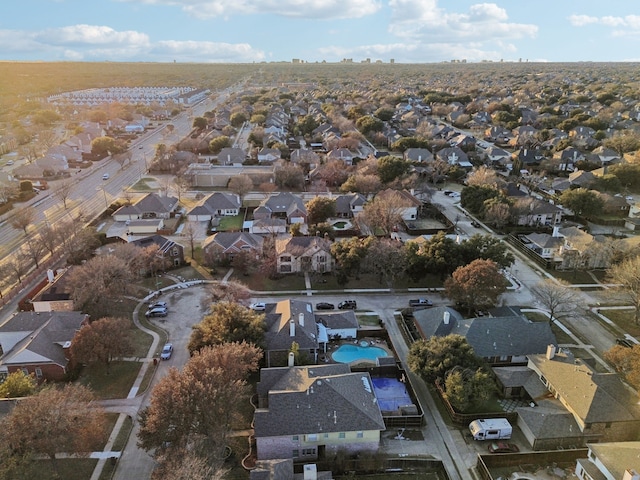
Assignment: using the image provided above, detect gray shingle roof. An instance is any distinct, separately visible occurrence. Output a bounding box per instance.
[264,300,319,351]
[254,365,385,437]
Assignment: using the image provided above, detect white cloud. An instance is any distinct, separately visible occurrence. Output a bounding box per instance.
[0,25,264,62]
[387,1,537,42]
[116,0,381,19]
[569,13,640,32]
[36,25,150,47]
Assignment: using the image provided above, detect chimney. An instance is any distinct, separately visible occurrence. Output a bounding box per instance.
[299,312,305,327]
[47,269,55,283]
[290,319,295,337]
[552,226,560,238]
[288,351,295,367]
[546,344,556,360]
[623,470,640,480]
[443,311,450,325]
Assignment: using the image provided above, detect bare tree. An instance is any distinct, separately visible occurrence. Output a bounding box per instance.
[113,150,133,170]
[532,279,580,323]
[174,174,190,203]
[466,166,506,190]
[357,190,412,235]
[182,221,198,259]
[228,174,253,206]
[607,255,640,324]
[157,177,172,197]
[23,234,46,269]
[5,252,32,284]
[10,206,35,234]
[53,179,74,209]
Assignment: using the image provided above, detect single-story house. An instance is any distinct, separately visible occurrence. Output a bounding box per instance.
[186,192,241,221]
[0,311,89,383]
[112,193,179,222]
[202,231,264,260]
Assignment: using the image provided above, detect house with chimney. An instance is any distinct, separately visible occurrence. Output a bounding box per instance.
[0,311,89,383]
[494,346,640,450]
[253,364,385,461]
[575,442,640,480]
[263,299,319,367]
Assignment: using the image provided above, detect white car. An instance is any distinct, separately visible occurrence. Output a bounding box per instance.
[160,343,173,360]
[250,302,266,311]
[102,173,110,180]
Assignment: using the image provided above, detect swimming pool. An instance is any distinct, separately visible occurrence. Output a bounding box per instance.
[332,344,390,364]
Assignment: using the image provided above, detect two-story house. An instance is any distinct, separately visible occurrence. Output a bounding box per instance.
[275,235,333,274]
[254,364,385,461]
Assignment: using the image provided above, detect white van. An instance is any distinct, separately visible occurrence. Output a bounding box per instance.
[469,418,512,440]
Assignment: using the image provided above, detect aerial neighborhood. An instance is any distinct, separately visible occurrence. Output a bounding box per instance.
[0,62,640,480]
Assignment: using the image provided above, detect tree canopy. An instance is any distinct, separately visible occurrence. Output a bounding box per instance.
[408,334,483,382]
[559,188,604,217]
[70,317,134,374]
[444,259,508,313]
[138,342,261,468]
[188,301,265,353]
[306,196,336,225]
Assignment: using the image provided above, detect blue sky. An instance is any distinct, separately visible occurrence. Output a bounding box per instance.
[2,0,640,63]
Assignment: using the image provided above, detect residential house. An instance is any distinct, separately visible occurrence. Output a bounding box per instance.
[591,146,620,166]
[30,268,75,312]
[556,226,609,270]
[555,147,585,172]
[130,234,185,268]
[484,146,511,166]
[255,192,307,225]
[250,218,288,235]
[448,133,476,150]
[568,170,596,188]
[275,235,333,274]
[520,232,564,260]
[290,149,320,168]
[413,306,557,366]
[436,147,473,168]
[510,347,640,450]
[485,126,514,145]
[186,192,241,221]
[516,148,545,167]
[315,310,358,344]
[375,189,422,221]
[254,364,385,460]
[598,192,631,217]
[625,202,640,231]
[404,148,434,163]
[575,442,640,480]
[334,193,366,218]
[326,148,354,166]
[263,299,319,367]
[511,197,563,227]
[112,193,179,222]
[258,147,282,163]
[185,164,275,188]
[13,154,69,179]
[218,147,246,165]
[0,311,89,383]
[202,231,264,261]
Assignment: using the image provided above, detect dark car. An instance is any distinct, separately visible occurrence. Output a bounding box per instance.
[338,300,357,310]
[616,338,634,348]
[145,307,168,318]
[315,302,335,310]
[488,442,519,454]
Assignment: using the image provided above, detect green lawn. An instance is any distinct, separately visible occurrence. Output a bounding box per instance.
[550,270,598,284]
[217,214,244,231]
[357,313,381,327]
[77,361,142,400]
[600,308,640,337]
[309,272,443,291]
[19,458,98,480]
[238,272,306,291]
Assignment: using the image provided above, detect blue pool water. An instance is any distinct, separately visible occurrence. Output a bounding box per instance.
[332,344,389,364]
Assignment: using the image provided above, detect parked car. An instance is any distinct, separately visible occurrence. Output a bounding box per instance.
[409,298,433,308]
[488,442,519,454]
[471,220,481,228]
[338,300,357,310]
[616,338,634,348]
[102,173,110,180]
[148,301,167,309]
[145,307,168,318]
[160,343,173,360]
[315,302,335,310]
[250,302,266,311]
